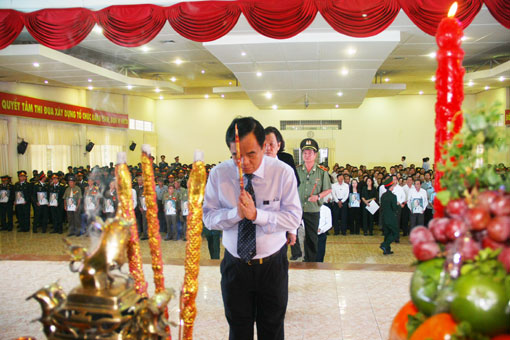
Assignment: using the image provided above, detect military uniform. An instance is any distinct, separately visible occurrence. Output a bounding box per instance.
[380,179,398,255]
[0,176,14,231]
[48,175,66,233]
[32,173,50,233]
[178,187,189,241]
[296,139,332,262]
[63,177,82,236]
[14,171,32,232]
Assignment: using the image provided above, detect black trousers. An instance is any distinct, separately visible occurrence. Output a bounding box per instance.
[401,206,410,236]
[332,202,348,234]
[302,212,320,262]
[16,204,30,231]
[362,207,374,235]
[410,213,424,229]
[348,207,361,234]
[33,205,49,232]
[50,206,63,233]
[0,203,13,230]
[395,205,402,241]
[205,229,222,259]
[221,245,288,340]
[424,208,433,227]
[289,229,302,258]
[317,233,327,262]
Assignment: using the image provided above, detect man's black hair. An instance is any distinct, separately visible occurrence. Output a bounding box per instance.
[264,126,285,151]
[226,117,265,148]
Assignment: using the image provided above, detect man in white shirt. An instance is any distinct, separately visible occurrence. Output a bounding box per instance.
[203,117,302,340]
[316,204,332,262]
[401,156,407,169]
[331,174,349,235]
[407,179,428,229]
[401,177,414,236]
[392,175,406,243]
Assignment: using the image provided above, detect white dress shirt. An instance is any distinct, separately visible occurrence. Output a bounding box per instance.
[407,187,428,214]
[132,188,137,208]
[331,182,349,203]
[318,204,332,235]
[379,185,386,200]
[403,184,414,202]
[203,156,302,259]
[393,184,406,205]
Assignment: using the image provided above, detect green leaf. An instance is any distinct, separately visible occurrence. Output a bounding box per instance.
[436,190,451,205]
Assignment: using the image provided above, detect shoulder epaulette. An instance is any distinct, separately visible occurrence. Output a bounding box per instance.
[318,165,328,172]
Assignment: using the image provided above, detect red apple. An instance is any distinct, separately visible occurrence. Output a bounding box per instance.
[491,195,510,217]
[487,216,510,242]
[498,247,510,273]
[429,218,450,243]
[466,207,491,231]
[445,218,468,241]
[446,198,468,218]
[476,190,499,213]
[413,242,440,261]
[459,237,481,260]
[410,226,435,245]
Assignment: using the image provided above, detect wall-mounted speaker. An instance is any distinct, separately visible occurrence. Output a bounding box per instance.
[85,141,95,152]
[129,142,136,151]
[17,140,28,155]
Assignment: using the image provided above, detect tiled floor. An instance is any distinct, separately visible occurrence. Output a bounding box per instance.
[0,226,416,340]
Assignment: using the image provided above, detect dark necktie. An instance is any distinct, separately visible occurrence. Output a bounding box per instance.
[237,174,256,262]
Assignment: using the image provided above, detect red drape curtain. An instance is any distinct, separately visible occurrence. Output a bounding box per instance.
[317,0,400,38]
[0,10,23,49]
[22,8,95,50]
[483,0,510,28]
[398,0,483,36]
[167,1,241,42]
[239,0,317,39]
[0,0,507,50]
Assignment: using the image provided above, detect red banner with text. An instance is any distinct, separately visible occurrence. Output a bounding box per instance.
[0,92,129,128]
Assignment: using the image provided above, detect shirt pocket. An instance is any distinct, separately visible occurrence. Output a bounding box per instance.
[260,199,280,211]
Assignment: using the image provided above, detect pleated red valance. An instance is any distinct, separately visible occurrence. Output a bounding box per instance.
[0,0,508,50]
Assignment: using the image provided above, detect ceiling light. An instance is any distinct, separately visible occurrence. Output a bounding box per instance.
[341,68,349,76]
[484,85,490,91]
[221,94,225,98]
[229,81,232,85]
[44,80,48,84]
[431,75,436,81]
[159,95,163,100]
[33,62,39,67]
[461,36,468,41]
[335,104,339,108]
[141,46,150,52]
[499,76,505,82]
[428,52,436,58]
[88,86,93,90]
[256,71,262,77]
[419,91,424,95]
[174,58,183,65]
[170,77,176,82]
[93,25,103,34]
[337,91,343,97]
[201,70,205,74]
[241,51,246,56]
[384,78,389,82]
[264,91,272,99]
[467,80,474,87]
[87,78,92,83]
[272,104,278,110]
[155,88,161,93]
[127,85,132,90]
[346,48,356,56]
[204,94,209,99]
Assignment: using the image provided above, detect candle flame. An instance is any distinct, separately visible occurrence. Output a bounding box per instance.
[448,2,458,18]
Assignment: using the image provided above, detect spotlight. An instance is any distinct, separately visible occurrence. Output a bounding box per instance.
[17,140,28,155]
[129,141,137,151]
[85,141,95,152]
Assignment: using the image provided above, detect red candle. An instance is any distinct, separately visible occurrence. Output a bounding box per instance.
[433,2,465,217]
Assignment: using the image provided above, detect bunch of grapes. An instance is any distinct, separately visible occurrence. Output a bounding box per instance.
[410,190,510,272]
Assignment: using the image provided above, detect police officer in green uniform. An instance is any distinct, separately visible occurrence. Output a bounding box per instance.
[14,170,32,232]
[296,138,332,262]
[380,177,398,255]
[32,172,50,233]
[48,173,66,234]
[0,175,14,231]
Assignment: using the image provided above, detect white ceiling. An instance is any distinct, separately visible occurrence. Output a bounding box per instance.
[0,3,508,108]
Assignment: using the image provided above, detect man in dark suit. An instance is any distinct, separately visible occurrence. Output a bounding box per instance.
[32,172,50,233]
[380,177,398,255]
[48,174,66,234]
[14,170,31,232]
[0,175,14,231]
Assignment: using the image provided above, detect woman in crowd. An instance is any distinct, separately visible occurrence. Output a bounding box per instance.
[348,179,362,235]
[361,177,377,235]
